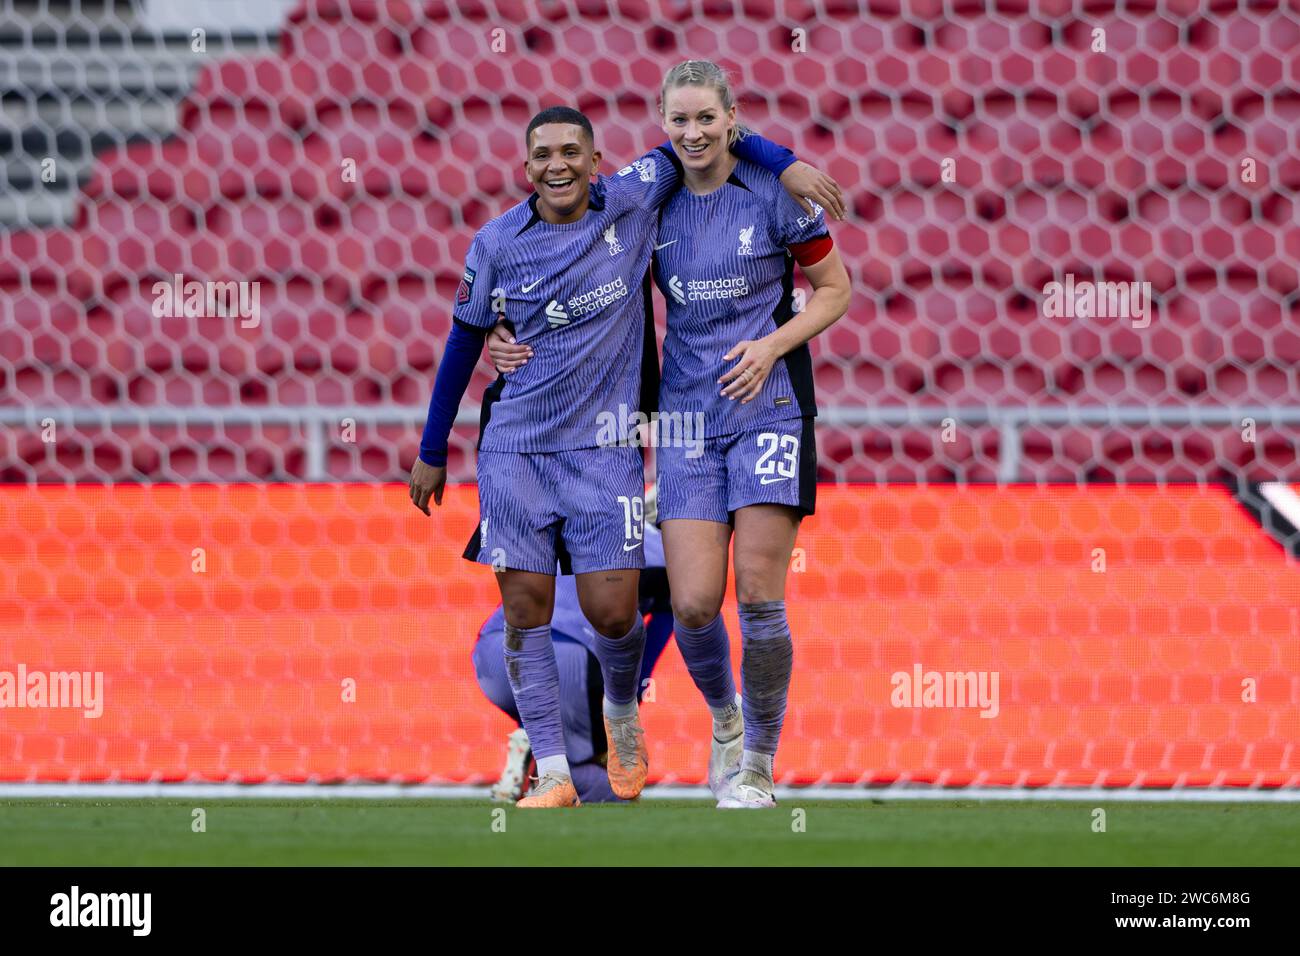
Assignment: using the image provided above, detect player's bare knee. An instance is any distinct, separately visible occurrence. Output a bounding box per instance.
[588,609,638,639]
[734,564,785,606]
[671,596,723,630]
[502,595,549,629]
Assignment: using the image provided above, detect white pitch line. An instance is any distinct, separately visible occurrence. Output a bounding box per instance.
[767,787,1300,803]
[0,783,488,800]
[1,783,1299,802]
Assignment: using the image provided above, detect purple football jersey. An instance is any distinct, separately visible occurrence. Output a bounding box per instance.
[452,147,683,452]
[653,157,830,437]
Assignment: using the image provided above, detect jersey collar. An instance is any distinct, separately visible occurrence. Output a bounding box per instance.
[517,182,608,235]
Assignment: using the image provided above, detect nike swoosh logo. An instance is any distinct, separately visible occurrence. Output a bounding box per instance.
[759,476,789,485]
[623,541,642,551]
[653,240,677,250]
[520,278,543,292]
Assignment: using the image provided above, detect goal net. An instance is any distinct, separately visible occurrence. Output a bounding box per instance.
[1,0,1297,788]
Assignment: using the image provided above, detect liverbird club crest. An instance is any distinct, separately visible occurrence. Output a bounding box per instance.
[738,225,755,256]
[604,223,624,256]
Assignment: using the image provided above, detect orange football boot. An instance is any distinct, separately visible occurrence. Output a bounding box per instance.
[603,710,649,799]
[516,771,581,808]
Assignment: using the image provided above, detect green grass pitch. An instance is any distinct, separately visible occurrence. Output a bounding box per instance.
[1,798,1297,865]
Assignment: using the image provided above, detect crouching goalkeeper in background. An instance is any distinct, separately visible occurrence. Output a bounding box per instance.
[472,494,673,803]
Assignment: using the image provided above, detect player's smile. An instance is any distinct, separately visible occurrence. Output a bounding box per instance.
[543,174,577,199]
[680,139,713,161]
[674,132,720,169]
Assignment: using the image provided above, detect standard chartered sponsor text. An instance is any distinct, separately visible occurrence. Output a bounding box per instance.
[687,276,749,300]
[569,277,628,316]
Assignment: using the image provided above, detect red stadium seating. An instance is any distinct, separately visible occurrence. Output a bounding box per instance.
[0,1,1294,486]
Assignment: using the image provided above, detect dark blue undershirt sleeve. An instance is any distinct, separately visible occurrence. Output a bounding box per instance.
[418,320,489,468]
[638,611,676,691]
[731,132,797,176]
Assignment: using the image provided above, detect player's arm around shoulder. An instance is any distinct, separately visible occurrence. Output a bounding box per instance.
[602,144,684,215]
[775,161,846,222]
[729,129,845,222]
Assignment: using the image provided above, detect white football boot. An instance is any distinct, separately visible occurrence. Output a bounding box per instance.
[489,727,532,802]
[716,766,777,809]
[708,694,744,799]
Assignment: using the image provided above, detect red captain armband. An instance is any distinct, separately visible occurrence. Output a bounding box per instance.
[788,235,833,267]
